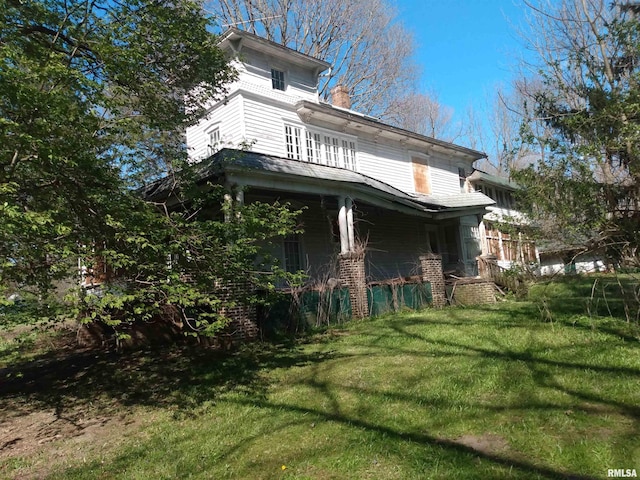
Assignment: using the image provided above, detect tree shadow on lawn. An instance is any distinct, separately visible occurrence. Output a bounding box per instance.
[3,306,638,479]
[0,340,344,424]
[384,313,640,446]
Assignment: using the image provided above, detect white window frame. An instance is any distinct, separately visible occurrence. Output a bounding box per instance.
[284,124,303,160]
[283,123,358,170]
[207,126,221,156]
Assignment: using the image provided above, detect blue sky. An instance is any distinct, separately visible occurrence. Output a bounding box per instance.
[397,0,529,124]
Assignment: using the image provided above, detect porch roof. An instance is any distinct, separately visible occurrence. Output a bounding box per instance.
[144,149,494,219]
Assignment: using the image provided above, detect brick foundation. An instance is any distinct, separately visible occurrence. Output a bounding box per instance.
[77,281,258,350]
[339,251,369,318]
[451,279,496,305]
[419,254,446,307]
[214,280,259,344]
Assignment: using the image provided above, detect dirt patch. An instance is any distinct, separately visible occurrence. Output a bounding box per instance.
[455,433,510,456]
[0,401,146,479]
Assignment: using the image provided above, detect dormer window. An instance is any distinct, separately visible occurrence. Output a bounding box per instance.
[271,68,285,91]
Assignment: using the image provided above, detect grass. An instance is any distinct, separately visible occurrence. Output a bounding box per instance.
[1,274,639,479]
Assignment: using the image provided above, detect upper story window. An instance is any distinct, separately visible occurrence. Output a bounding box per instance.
[285,124,302,160]
[284,124,357,171]
[271,68,286,91]
[207,127,220,156]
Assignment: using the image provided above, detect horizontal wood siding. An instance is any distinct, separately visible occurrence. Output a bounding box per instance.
[357,138,414,193]
[243,97,300,158]
[427,154,460,195]
[240,49,318,101]
[186,95,244,161]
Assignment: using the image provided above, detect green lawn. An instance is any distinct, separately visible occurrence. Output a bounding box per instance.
[1,276,639,479]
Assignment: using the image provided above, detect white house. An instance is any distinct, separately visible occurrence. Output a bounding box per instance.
[183,28,496,291]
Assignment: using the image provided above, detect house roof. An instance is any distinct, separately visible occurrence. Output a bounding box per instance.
[143,149,494,219]
[296,100,487,162]
[218,28,331,73]
[409,192,495,209]
[468,170,519,190]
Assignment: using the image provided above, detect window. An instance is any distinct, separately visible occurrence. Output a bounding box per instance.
[331,137,340,166]
[306,131,321,163]
[283,234,303,273]
[285,125,302,160]
[207,128,220,156]
[342,141,356,170]
[271,69,285,91]
[506,191,515,209]
[283,125,357,170]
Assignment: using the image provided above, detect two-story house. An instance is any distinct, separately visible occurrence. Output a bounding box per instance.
[174,28,499,315]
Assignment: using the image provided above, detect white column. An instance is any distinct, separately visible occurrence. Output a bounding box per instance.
[338,196,349,254]
[223,193,233,223]
[235,188,244,221]
[346,197,355,251]
[479,221,488,255]
[235,189,244,206]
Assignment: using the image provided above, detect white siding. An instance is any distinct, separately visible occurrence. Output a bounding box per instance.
[427,154,462,195]
[357,138,414,193]
[188,54,476,199]
[186,94,245,162]
[243,97,301,158]
[236,48,319,102]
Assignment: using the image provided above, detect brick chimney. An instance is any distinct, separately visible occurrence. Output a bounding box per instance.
[330,85,351,109]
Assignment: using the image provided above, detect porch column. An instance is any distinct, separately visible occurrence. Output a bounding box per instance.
[235,186,244,221]
[338,196,349,254]
[223,193,233,223]
[337,195,368,318]
[339,251,369,318]
[346,197,355,251]
[479,221,488,256]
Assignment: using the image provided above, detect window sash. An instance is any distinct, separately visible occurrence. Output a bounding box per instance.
[285,125,302,160]
[271,69,285,90]
[286,125,356,170]
[208,128,220,155]
[283,234,303,273]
